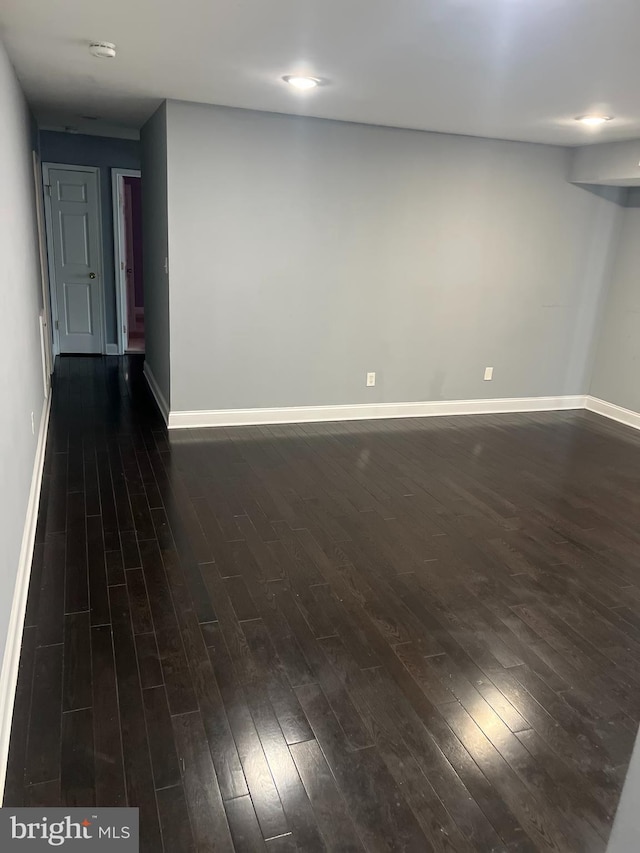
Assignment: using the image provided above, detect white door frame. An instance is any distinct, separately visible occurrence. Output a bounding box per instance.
[42,162,107,356]
[112,168,142,354]
[32,151,53,393]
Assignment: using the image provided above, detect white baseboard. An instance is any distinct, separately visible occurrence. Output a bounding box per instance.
[0,393,51,797]
[168,395,587,429]
[585,396,640,431]
[143,362,170,424]
[105,343,119,356]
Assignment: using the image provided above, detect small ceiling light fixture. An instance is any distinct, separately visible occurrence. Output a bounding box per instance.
[282,75,322,91]
[89,41,116,59]
[575,114,613,126]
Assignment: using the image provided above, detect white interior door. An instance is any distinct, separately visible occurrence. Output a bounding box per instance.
[46,166,103,354]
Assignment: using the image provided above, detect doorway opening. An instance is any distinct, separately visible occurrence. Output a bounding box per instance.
[112,169,144,353]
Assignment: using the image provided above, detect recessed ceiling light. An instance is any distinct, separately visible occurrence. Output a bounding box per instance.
[282,75,322,91]
[89,41,116,59]
[575,115,613,126]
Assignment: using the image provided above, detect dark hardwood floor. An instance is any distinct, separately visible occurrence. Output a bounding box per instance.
[5,355,640,851]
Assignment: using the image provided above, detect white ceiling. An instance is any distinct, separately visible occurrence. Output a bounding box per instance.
[2,0,640,145]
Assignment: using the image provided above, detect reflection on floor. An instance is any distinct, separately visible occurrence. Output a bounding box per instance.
[4,355,640,852]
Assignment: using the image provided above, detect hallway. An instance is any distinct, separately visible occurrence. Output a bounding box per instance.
[4,356,640,851]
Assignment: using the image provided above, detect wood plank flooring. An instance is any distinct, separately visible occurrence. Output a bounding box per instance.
[4,354,640,851]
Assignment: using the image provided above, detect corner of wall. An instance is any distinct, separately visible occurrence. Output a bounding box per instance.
[140,101,171,410]
[586,187,638,404]
[583,188,628,398]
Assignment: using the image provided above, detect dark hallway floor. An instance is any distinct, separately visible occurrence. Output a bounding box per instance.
[4,355,640,851]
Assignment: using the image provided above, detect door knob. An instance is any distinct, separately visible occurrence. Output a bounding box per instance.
[89,272,96,279]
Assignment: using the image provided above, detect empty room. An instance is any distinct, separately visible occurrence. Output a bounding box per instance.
[2,1,640,851]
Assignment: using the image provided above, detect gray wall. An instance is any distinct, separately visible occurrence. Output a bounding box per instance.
[570,139,640,186]
[39,131,140,345]
[141,103,171,406]
[0,42,44,699]
[164,100,623,413]
[590,189,640,409]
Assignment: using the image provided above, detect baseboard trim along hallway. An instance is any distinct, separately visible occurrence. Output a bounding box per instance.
[143,362,170,424]
[166,395,588,429]
[142,375,640,436]
[0,392,51,797]
[584,396,640,431]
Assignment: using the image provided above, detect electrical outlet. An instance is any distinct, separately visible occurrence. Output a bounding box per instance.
[366,372,376,387]
[30,412,35,435]
[484,367,493,381]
